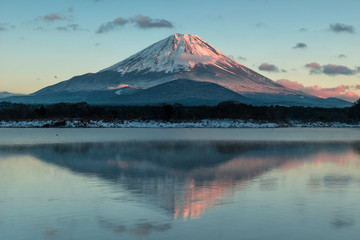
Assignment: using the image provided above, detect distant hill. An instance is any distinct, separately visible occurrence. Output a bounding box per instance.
[0,91,24,99]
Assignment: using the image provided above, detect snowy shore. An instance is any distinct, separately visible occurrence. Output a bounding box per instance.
[0,119,359,128]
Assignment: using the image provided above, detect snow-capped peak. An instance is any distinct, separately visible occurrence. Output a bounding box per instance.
[101,33,245,74]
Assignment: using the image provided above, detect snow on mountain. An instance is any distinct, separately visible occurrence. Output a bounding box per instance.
[32,33,298,96]
[6,33,351,107]
[98,33,299,95]
[102,33,248,75]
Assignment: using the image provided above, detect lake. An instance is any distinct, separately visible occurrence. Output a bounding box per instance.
[0,128,360,240]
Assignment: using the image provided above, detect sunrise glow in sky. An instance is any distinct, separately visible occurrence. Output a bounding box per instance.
[1,0,359,101]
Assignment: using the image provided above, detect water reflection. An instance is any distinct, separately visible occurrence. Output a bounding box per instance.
[1,141,359,221]
[97,217,171,236]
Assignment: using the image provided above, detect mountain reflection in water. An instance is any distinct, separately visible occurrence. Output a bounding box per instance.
[1,141,358,220]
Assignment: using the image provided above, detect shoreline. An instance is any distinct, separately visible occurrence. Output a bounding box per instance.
[1,119,360,128]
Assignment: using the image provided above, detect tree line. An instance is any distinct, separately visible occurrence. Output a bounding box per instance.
[0,100,359,123]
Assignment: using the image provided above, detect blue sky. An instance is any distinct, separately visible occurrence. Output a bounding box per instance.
[1,0,359,100]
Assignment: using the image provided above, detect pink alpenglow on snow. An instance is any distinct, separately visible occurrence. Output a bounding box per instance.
[101,34,299,95]
[103,33,248,74]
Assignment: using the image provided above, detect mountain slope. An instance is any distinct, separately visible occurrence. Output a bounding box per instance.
[7,33,352,107]
[116,79,248,105]
[33,33,300,96]
[6,79,248,105]
[0,91,24,98]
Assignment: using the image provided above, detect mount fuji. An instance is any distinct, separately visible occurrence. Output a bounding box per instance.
[4,34,351,107]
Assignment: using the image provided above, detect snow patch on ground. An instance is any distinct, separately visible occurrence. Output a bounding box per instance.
[0,120,359,128]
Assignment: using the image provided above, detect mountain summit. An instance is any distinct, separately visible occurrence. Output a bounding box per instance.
[4,34,351,107]
[103,33,241,74]
[100,33,295,95]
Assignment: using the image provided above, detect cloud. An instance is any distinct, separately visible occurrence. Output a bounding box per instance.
[33,23,85,32]
[338,54,347,59]
[305,62,321,70]
[238,56,247,61]
[255,22,267,28]
[96,15,173,33]
[329,23,355,34]
[31,11,72,30]
[293,42,307,49]
[305,62,356,76]
[0,22,15,31]
[277,79,304,90]
[131,15,173,29]
[34,26,47,31]
[56,24,86,32]
[259,63,279,72]
[323,64,355,75]
[43,13,66,22]
[305,62,322,74]
[276,79,359,102]
[229,55,246,62]
[96,17,128,33]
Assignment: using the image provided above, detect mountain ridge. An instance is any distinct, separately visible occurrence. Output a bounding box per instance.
[33,33,301,95]
[2,33,353,107]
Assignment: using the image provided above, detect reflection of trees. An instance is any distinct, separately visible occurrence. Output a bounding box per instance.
[0,141,358,220]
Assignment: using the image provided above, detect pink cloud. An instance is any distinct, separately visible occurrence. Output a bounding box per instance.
[305,62,321,70]
[305,62,322,74]
[277,79,304,90]
[276,79,360,102]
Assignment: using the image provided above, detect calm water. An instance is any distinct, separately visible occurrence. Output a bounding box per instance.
[0,129,360,240]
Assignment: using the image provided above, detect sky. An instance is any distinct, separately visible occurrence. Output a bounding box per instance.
[1,0,359,101]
